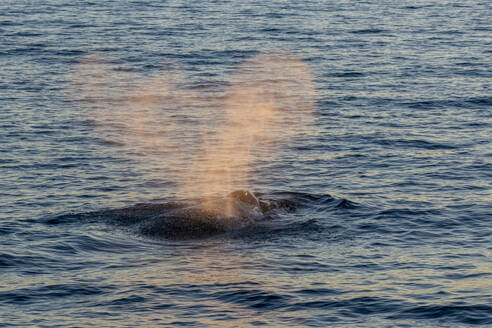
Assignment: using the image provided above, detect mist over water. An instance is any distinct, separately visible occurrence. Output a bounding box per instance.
[72,52,316,202]
[186,54,316,199]
[1,0,491,327]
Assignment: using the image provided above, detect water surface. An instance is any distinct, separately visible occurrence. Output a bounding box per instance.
[1,0,491,326]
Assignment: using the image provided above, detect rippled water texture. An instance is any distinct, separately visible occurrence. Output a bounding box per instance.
[1,0,491,327]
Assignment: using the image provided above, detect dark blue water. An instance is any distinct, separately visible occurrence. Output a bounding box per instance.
[1,0,491,326]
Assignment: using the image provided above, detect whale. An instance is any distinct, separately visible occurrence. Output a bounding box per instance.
[99,190,298,239]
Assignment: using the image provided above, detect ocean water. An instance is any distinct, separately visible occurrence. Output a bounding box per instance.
[1,0,491,327]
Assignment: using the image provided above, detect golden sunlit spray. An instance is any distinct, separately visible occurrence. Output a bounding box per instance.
[70,52,316,216]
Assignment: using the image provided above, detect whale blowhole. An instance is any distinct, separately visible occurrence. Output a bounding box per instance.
[228,190,260,208]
